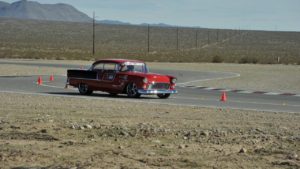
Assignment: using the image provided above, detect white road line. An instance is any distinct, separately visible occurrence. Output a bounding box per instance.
[41,83,67,89]
[36,80,51,84]
[183,86,198,88]
[173,95,300,108]
[33,80,77,90]
[33,79,300,100]
[237,90,253,94]
[47,84,77,91]
[0,90,298,114]
[226,99,300,108]
[220,89,232,92]
[265,92,281,95]
[203,87,216,90]
[39,83,300,109]
[182,85,299,97]
[177,72,240,85]
[196,86,205,88]
[167,95,300,109]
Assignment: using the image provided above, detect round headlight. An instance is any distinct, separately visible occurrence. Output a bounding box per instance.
[171,78,177,84]
[143,77,148,83]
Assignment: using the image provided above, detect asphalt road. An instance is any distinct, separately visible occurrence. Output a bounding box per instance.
[0,61,299,113]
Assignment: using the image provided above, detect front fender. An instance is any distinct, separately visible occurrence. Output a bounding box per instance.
[121,75,145,93]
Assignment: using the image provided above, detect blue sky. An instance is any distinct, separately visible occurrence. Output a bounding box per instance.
[3,0,300,31]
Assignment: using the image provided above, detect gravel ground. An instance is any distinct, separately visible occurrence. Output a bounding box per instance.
[0,93,299,169]
[1,59,300,93]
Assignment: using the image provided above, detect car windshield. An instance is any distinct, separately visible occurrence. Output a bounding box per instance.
[120,62,148,73]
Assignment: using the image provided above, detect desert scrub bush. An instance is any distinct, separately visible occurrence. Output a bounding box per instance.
[251,57,258,64]
[1,18,300,63]
[238,57,258,64]
[212,55,223,63]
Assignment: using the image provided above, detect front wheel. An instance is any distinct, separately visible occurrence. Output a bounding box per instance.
[126,83,141,98]
[78,83,93,95]
[157,93,171,99]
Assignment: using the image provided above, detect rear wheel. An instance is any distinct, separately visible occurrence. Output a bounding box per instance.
[78,83,93,95]
[126,83,141,98]
[157,93,171,99]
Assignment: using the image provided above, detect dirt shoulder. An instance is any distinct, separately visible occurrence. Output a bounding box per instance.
[0,93,299,169]
[1,59,300,93]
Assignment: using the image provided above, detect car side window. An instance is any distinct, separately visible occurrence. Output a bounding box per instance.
[120,64,146,73]
[93,63,104,71]
[120,65,132,72]
[103,63,117,71]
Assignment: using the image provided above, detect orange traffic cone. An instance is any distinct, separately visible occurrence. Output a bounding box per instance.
[37,76,43,85]
[220,91,227,102]
[49,75,54,81]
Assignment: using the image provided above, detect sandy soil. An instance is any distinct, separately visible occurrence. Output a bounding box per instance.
[0,59,299,93]
[0,93,299,169]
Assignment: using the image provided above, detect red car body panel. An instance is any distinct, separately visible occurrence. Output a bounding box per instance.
[67,59,178,97]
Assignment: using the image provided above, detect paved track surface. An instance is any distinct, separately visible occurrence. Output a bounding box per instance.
[0,61,299,113]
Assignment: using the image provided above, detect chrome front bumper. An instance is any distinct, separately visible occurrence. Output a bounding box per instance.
[138,89,178,94]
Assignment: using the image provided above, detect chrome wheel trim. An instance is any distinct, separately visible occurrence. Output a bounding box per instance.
[79,83,88,94]
[157,93,171,99]
[127,83,138,97]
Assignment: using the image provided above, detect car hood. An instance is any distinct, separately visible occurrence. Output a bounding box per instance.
[146,73,171,83]
[126,72,172,83]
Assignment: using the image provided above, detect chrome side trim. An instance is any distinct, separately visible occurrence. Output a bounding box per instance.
[68,77,100,81]
[138,89,178,94]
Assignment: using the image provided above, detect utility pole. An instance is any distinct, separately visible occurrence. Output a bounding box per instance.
[92,12,95,55]
[195,29,198,48]
[147,24,150,53]
[216,29,219,42]
[207,30,210,44]
[176,27,179,51]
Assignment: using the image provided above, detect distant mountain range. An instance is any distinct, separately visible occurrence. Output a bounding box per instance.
[96,20,131,26]
[0,1,9,7]
[140,23,175,27]
[0,0,91,22]
[0,0,175,27]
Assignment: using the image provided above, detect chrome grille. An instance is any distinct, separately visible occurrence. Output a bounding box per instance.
[149,83,170,90]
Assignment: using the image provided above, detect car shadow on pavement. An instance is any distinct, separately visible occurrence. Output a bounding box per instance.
[46,92,160,99]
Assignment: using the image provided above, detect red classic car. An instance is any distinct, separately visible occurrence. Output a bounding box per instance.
[66,59,178,98]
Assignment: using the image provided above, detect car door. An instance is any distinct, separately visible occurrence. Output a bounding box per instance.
[101,63,120,92]
[88,62,105,91]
